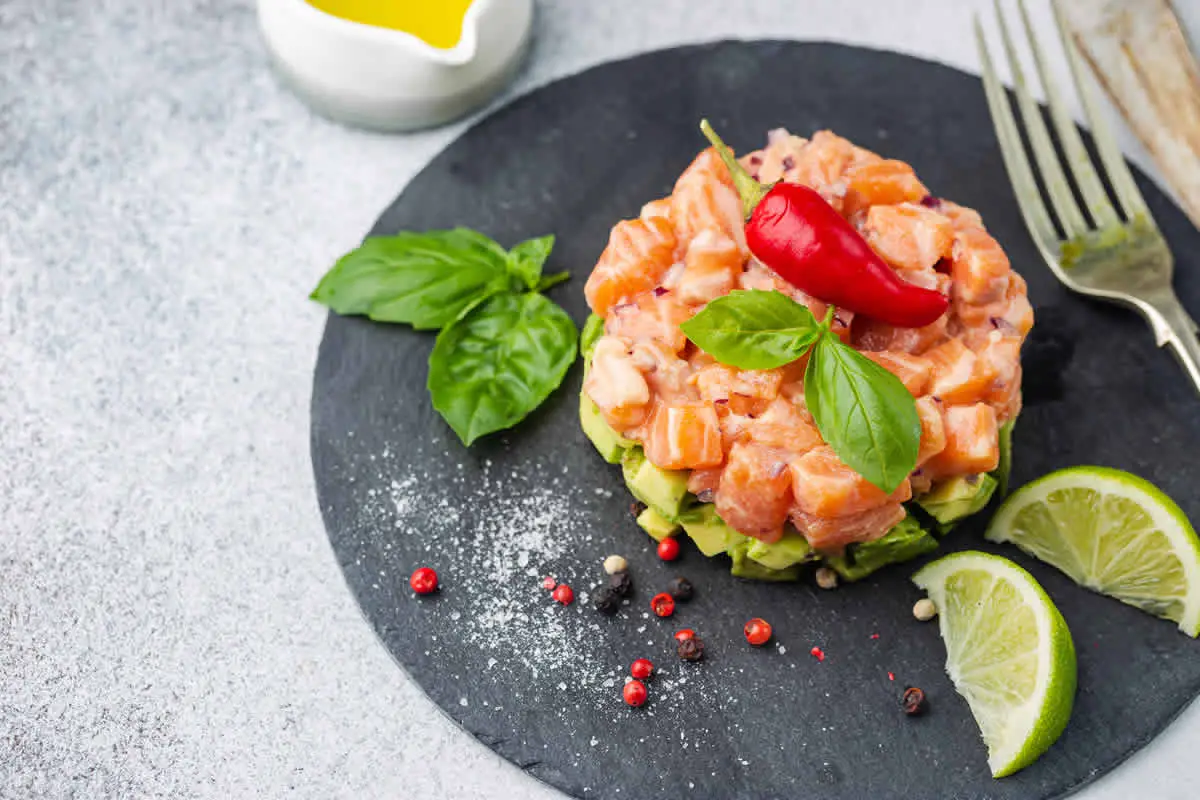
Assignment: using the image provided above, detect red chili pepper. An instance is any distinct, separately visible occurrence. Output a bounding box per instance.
[700,121,949,329]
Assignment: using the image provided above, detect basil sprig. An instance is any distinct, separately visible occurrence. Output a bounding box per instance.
[682,289,919,493]
[311,228,576,446]
[428,293,577,445]
[680,289,822,370]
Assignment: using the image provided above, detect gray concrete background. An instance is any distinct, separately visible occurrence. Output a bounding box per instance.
[3,0,1199,797]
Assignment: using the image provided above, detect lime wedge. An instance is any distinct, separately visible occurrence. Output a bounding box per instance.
[985,466,1200,637]
[913,551,1076,778]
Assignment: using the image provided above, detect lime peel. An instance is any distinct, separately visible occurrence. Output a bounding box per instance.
[913,551,1076,778]
[985,466,1200,637]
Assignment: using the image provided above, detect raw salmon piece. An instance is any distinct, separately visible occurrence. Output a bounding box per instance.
[606,292,692,354]
[938,200,985,231]
[585,216,677,316]
[716,442,792,542]
[584,337,651,429]
[632,340,697,405]
[671,148,748,252]
[955,274,1034,339]
[862,350,934,395]
[789,130,856,193]
[915,395,947,466]
[924,403,1000,477]
[692,362,783,416]
[951,227,1011,305]
[864,203,954,271]
[687,467,722,498]
[844,160,928,213]
[677,229,742,305]
[746,397,824,454]
[789,446,912,519]
[644,401,724,470]
[640,197,672,221]
[852,315,949,355]
[740,130,809,185]
[926,338,998,404]
[793,503,908,553]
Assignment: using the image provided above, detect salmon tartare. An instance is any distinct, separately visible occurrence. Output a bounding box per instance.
[580,128,1032,581]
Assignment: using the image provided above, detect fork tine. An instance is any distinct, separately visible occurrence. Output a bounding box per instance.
[976,16,1059,250]
[994,0,1088,238]
[1018,0,1120,230]
[1052,1,1152,224]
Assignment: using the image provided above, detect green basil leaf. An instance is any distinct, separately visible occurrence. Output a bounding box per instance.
[579,313,606,361]
[804,332,921,493]
[310,228,512,330]
[506,234,556,290]
[428,293,578,445]
[680,289,821,370]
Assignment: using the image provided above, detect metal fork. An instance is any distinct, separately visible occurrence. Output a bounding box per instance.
[977,0,1200,393]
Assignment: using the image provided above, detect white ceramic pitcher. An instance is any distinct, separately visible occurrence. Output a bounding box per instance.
[258,0,533,132]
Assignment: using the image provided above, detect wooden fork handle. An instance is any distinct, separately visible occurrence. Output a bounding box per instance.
[1146,296,1200,395]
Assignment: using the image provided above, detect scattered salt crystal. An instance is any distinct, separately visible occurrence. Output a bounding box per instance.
[459,698,469,707]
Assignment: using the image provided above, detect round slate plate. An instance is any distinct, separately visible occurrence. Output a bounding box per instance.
[311,42,1200,800]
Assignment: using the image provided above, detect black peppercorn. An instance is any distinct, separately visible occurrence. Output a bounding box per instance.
[593,586,621,615]
[902,687,927,716]
[677,636,705,662]
[610,570,634,598]
[667,577,694,602]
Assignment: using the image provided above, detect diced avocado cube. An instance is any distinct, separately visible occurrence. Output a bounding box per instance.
[679,503,747,557]
[637,506,680,542]
[747,527,816,571]
[621,448,691,521]
[825,517,937,582]
[579,391,633,464]
[580,313,606,361]
[993,417,1016,497]
[729,542,801,582]
[918,473,998,526]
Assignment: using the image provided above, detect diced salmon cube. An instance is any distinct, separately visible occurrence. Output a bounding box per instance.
[585,216,677,316]
[926,338,998,404]
[844,160,928,212]
[640,198,672,221]
[584,337,650,429]
[741,130,809,185]
[606,292,693,354]
[863,351,934,395]
[792,504,908,553]
[951,227,1011,305]
[671,148,748,252]
[789,446,912,519]
[852,315,948,355]
[790,131,856,199]
[677,229,742,305]
[643,402,724,470]
[924,403,1000,477]
[687,467,722,497]
[747,397,824,454]
[915,395,947,466]
[692,363,783,416]
[716,442,792,542]
[939,201,985,231]
[865,203,954,271]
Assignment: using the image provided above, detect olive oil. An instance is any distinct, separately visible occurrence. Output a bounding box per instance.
[306,1,474,49]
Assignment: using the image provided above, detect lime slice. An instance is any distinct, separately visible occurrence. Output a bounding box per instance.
[913,551,1076,778]
[985,466,1200,637]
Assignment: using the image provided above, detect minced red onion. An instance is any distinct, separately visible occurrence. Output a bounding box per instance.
[696,489,715,504]
[990,316,1018,335]
[781,155,795,172]
[767,462,788,479]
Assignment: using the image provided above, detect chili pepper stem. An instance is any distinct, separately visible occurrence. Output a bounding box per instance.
[699,119,769,220]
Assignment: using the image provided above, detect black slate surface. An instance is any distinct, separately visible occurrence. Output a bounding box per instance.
[310,42,1200,800]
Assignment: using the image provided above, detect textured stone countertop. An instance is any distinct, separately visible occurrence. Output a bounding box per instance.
[4,0,1200,797]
